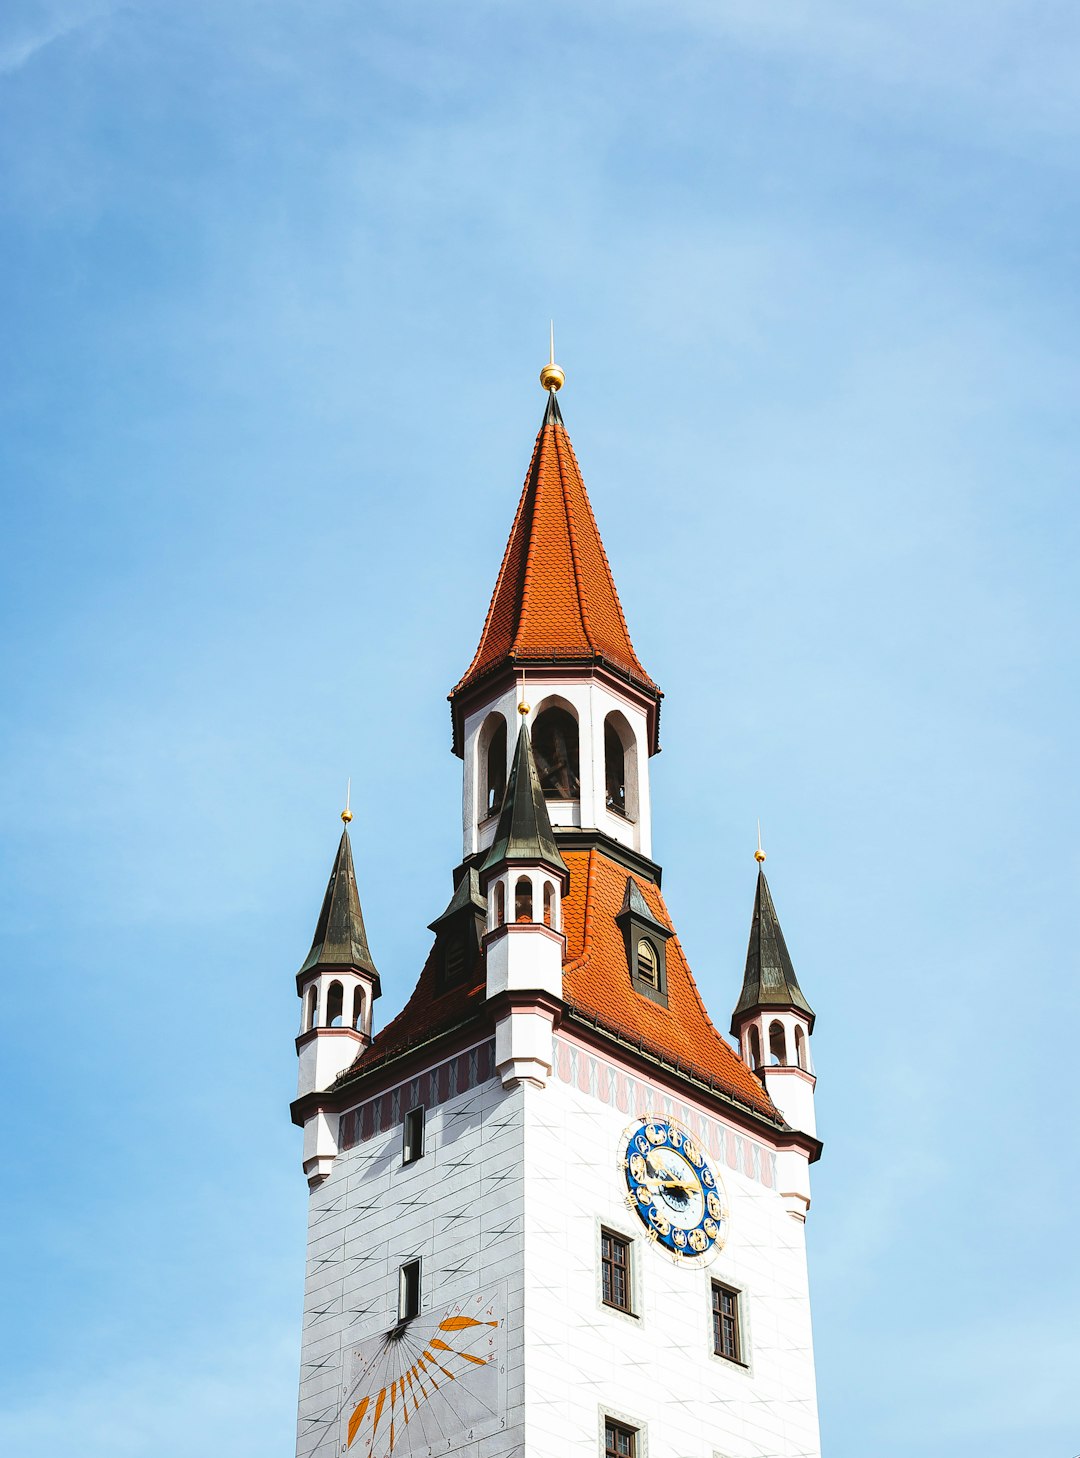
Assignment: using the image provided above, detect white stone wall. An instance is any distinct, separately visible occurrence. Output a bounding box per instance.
[520,1065,822,1458]
[295,1069,527,1458]
[295,1039,821,1458]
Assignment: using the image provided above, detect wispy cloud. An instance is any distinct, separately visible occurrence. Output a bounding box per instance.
[0,4,104,77]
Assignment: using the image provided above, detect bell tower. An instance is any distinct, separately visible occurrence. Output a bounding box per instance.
[288,355,825,1458]
[450,370,661,865]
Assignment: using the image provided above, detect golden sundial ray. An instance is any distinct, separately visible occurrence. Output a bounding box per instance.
[343,1295,504,1457]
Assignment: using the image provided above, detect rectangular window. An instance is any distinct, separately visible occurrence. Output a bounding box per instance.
[402,1106,425,1164]
[711,1281,742,1363]
[398,1258,421,1322]
[604,1418,637,1458]
[601,1229,632,1313]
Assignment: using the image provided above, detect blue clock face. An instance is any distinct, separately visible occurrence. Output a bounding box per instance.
[622,1116,727,1263]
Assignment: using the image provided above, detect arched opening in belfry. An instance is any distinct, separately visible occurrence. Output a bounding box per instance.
[768,1020,788,1066]
[304,985,318,1032]
[532,704,580,800]
[481,714,507,816]
[543,881,555,928]
[351,986,365,1032]
[494,882,506,926]
[326,981,344,1029]
[604,712,638,819]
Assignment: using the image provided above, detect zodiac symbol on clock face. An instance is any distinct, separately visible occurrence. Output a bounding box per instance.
[650,1208,671,1237]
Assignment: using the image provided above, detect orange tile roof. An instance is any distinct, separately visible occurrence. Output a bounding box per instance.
[338,846,778,1123]
[559,849,778,1119]
[452,396,658,701]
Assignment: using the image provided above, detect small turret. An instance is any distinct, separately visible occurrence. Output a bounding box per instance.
[480,711,569,1088]
[731,854,816,1140]
[295,811,381,1108]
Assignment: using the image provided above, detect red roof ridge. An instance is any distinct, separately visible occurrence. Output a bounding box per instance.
[562,845,600,976]
[554,423,595,649]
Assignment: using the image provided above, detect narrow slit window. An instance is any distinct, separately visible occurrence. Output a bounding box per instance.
[515,877,532,922]
[398,1258,421,1322]
[795,1025,808,1070]
[402,1106,425,1165]
[601,1230,632,1313]
[543,881,555,928]
[748,1025,761,1071]
[712,1281,743,1363]
[326,981,344,1028]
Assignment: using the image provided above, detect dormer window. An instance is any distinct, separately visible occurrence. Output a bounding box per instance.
[442,927,467,987]
[616,877,672,1008]
[636,939,658,987]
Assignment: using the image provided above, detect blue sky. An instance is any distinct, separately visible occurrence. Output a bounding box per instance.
[1,2,1078,1455]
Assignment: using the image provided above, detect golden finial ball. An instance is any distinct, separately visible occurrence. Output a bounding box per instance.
[341,808,353,824]
[539,362,565,392]
[754,847,766,864]
[518,701,530,716]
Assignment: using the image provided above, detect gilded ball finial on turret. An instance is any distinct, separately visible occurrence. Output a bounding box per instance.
[342,777,353,824]
[754,819,766,864]
[540,320,564,392]
[540,360,564,392]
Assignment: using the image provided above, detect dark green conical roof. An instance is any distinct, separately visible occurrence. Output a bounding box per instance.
[480,721,568,877]
[298,826,380,991]
[731,867,813,1032]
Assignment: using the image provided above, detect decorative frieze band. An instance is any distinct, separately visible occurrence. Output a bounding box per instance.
[553,1033,778,1190]
[337,1031,777,1191]
[339,1039,497,1151]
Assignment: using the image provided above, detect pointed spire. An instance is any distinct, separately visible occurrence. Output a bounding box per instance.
[481,720,568,876]
[298,825,380,987]
[731,866,813,1034]
[451,385,658,720]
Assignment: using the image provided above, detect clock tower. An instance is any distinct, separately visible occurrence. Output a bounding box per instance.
[289,360,824,1458]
